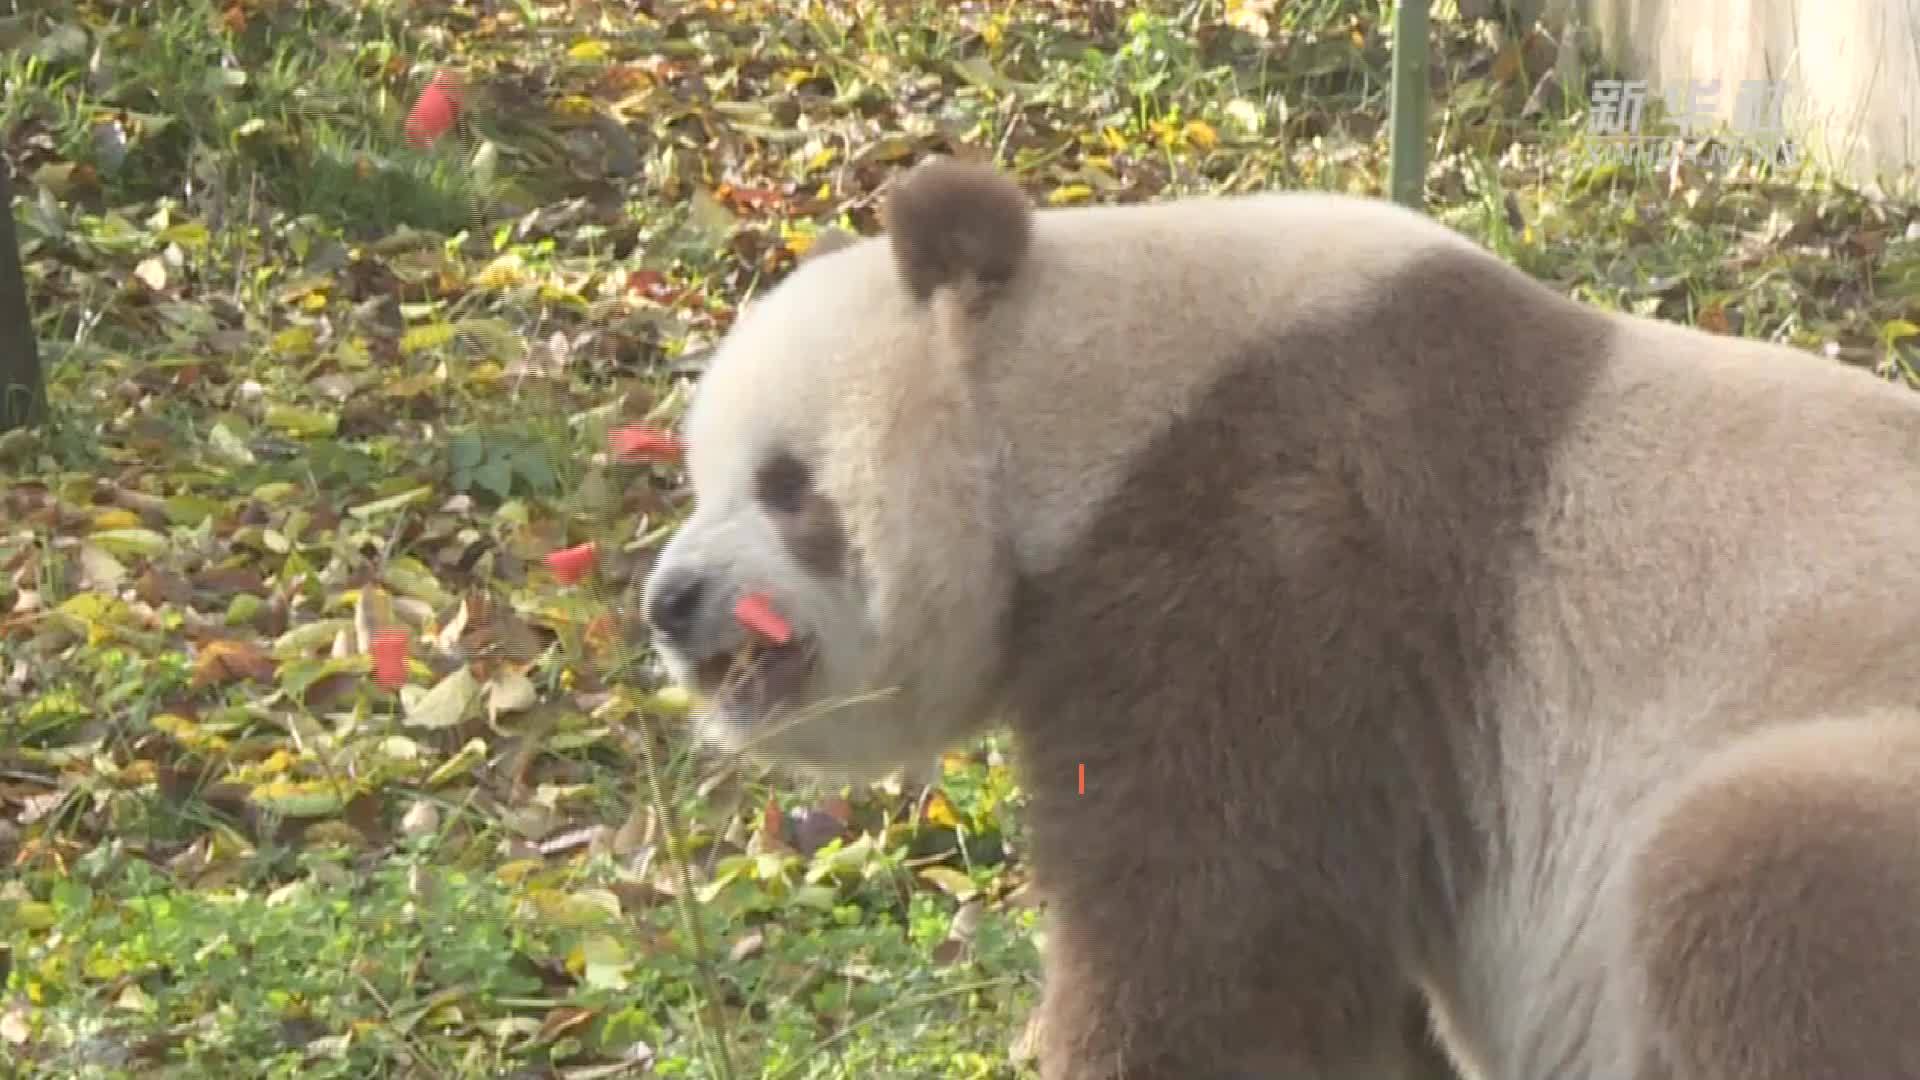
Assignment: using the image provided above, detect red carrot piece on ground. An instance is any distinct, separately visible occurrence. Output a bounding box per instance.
[370,626,410,691]
[734,592,792,645]
[405,69,462,147]
[609,425,684,464]
[544,541,597,585]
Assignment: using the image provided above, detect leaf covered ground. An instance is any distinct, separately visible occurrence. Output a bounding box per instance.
[6,0,1920,1076]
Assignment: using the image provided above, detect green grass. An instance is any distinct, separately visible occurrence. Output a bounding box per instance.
[5,0,1920,1076]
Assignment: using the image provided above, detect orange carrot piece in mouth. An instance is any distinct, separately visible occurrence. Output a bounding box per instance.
[734,592,792,645]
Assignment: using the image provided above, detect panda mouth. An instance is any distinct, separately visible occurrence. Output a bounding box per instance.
[693,635,816,716]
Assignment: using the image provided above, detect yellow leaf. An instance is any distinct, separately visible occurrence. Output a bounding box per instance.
[248,778,350,817]
[1184,120,1219,151]
[918,864,979,900]
[923,788,963,828]
[399,322,456,356]
[1047,183,1093,206]
[14,901,55,931]
[567,39,609,62]
[91,508,141,530]
[1225,0,1273,35]
[551,94,598,120]
[272,325,316,357]
[56,591,132,646]
[472,253,525,290]
[536,282,587,306]
[642,684,693,717]
[88,527,168,557]
[496,858,544,885]
[335,337,371,369]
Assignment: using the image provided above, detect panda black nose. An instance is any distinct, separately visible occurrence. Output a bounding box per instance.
[644,568,709,644]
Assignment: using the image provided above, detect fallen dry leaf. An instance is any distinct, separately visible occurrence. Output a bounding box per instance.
[190,638,277,689]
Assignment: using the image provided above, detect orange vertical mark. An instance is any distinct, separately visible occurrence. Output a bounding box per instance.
[1077,763,1085,795]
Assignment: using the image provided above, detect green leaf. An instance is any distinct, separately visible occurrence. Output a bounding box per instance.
[424,738,489,787]
[474,456,514,500]
[88,528,169,558]
[577,933,632,991]
[158,222,211,252]
[348,486,433,520]
[263,403,339,438]
[449,433,485,471]
[382,558,454,609]
[207,423,257,466]
[511,449,557,493]
[405,666,482,729]
[274,618,353,658]
[276,655,365,699]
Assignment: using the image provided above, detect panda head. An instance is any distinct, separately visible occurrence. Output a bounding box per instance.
[638,158,1033,781]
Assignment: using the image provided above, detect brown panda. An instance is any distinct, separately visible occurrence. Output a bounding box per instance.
[637,157,1920,1080]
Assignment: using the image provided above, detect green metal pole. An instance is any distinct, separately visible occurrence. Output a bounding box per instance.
[1387,0,1432,210]
[0,155,46,433]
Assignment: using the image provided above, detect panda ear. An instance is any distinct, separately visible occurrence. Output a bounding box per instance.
[881,157,1034,303]
[800,226,859,262]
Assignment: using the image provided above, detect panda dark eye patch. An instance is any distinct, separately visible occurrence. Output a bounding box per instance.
[753,448,849,577]
[754,450,813,515]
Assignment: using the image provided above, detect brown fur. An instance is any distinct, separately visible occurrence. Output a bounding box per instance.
[1004,245,1600,1078]
[642,160,1920,1079]
[1629,714,1920,1080]
[880,157,1033,302]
